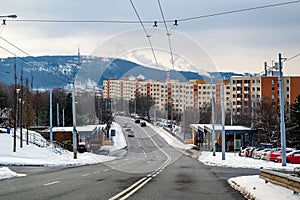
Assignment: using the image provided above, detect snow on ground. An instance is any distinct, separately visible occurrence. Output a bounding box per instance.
[199,151,300,171]
[100,122,127,153]
[0,126,121,180]
[1,122,300,199]
[199,151,300,199]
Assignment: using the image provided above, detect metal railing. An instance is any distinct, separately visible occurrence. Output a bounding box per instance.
[260,169,300,194]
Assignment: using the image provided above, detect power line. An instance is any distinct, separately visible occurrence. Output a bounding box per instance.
[158,0,175,70]
[284,53,300,62]
[7,0,300,24]
[177,0,300,22]
[129,0,159,68]
[0,36,70,83]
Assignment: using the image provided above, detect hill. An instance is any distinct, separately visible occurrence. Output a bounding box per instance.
[0,56,242,89]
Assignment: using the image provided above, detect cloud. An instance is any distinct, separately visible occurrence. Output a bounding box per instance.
[131,51,153,66]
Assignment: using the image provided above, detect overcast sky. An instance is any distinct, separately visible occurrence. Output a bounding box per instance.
[1,0,299,75]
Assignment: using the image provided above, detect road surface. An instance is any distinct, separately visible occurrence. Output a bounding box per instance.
[0,117,259,199]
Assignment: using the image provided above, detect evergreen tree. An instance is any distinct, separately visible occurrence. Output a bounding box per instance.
[286,95,300,149]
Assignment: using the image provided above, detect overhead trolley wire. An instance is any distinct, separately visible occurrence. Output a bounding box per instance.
[177,0,300,22]
[7,0,300,24]
[158,0,175,70]
[129,0,159,68]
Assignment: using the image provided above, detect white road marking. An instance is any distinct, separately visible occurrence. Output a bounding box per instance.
[103,169,110,172]
[81,173,90,177]
[43,181,60,186]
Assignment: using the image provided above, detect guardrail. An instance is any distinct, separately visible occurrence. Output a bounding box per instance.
[260,169,300,194]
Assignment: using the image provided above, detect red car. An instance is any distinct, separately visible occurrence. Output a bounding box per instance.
[269,148,295,162]
[276,151,300,164]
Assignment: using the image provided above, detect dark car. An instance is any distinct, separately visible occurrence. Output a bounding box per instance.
[127,130,135,137]
[141,122,146,127]
[135,119,140,123]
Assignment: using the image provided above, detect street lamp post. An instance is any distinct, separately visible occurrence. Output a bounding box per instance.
[72,82,77,159]
[221,80,226,160]
[14,89,20,152]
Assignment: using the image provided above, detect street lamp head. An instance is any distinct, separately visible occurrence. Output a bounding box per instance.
[0,14,17,19]
[7,14,17,19]
[16,88,21,94]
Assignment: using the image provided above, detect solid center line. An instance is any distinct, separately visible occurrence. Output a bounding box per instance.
[44,181,60,186]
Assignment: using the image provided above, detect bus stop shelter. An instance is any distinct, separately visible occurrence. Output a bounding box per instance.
[190,124,256,151]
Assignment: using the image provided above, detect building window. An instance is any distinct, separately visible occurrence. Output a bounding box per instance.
[272,87,275,92]
[272,80,275,84]
[257,87,260,91]
[287,79,290,84]
[272,94,275,99]
[287,87,289,91]
[287,94,289,99]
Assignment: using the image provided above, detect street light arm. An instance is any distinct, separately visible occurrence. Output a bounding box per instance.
[0,14,17,19]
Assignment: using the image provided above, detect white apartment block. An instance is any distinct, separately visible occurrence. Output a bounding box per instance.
[103,78,233,115]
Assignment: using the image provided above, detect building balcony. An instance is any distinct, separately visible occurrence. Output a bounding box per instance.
[244,98,249,101]
[237,91,241,94]
[237,83,242,87]
[244,91,249,94]
[237,105,242,108]
[244,83,249,87]
[237,98,241,101]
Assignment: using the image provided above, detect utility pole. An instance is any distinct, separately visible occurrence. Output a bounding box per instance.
[62,108,65,127]
[72,82,77,159]
[57,103,60,127]
[20,64,23,148]
[212,89,216,156]
[279,53,286,166]
[49,89,53,146]
[26,78,29,145]
[221,80,226,160]
[13,57,17,152]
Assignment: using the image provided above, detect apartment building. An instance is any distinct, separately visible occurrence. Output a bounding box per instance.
[231,75,300,115]
[103,73,300,119]
[103,78,229,116]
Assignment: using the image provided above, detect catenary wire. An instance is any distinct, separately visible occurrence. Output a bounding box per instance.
[129,0,159,68]
[177,0,300,22]
[158,0,175,70]
[6,0,300,24]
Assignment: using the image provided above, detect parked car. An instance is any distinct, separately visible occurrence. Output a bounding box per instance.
[261,148,273,160]
[252,148,265,159]
[269,148,295,162]
[246,147,256,157]
[141,122,146,127]
[239,146,247,156]
[240,147,255,157]
[135,119,140,123]
[253,148,271,159]
[276,150,300,164]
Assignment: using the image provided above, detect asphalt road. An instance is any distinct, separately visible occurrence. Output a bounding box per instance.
[1,117,259,199]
